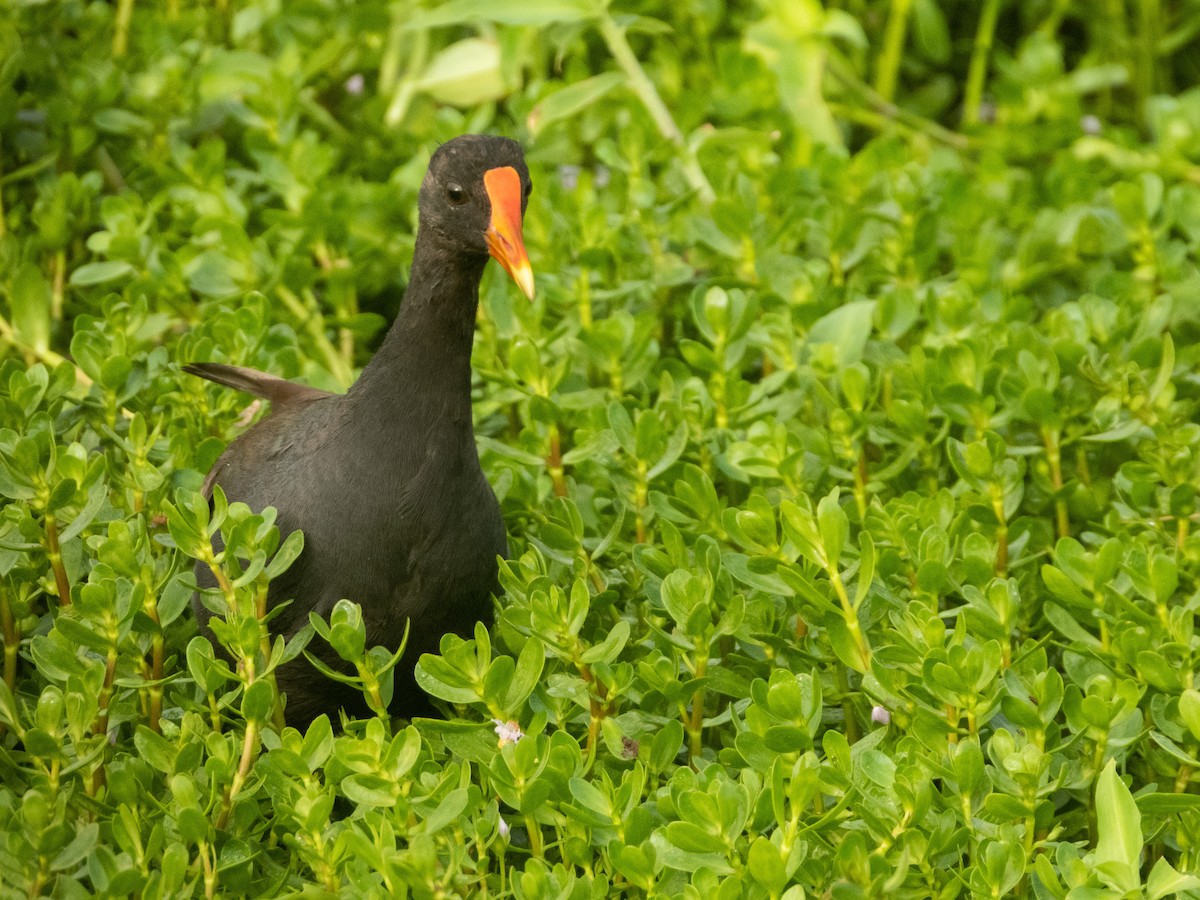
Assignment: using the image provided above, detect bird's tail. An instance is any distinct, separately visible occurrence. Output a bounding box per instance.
[183,363,332,404]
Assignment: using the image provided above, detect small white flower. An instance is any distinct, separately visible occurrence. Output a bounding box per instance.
[493,718,524,745]
[871,705,891,725]
[498,816,510,840]
[344,73,365,96]
[1081,114,1102,135]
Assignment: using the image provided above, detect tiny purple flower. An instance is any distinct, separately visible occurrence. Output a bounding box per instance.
[871,705,891,725]
[558,165,580,191]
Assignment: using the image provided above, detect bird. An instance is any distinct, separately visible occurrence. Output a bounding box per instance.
[186,134,534,727]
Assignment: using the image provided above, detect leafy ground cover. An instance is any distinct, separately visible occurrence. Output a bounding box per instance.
[3,0,1200,896]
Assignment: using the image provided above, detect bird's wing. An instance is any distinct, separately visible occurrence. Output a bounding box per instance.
[187,362,337,500]
[184,362,334,405]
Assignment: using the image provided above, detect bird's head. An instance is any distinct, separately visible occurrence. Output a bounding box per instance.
[419,134,534,300]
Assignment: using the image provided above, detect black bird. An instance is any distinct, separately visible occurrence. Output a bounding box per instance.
[187,134,534,726]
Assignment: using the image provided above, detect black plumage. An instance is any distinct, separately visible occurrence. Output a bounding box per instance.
[187,135,534,726]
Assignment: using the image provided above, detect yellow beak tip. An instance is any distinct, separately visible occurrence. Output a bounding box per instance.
[513,264,535,301]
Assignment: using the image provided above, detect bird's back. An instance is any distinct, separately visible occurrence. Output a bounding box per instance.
[191,383,506,725]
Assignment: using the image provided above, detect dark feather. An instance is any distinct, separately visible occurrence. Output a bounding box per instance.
[183,362,333,406]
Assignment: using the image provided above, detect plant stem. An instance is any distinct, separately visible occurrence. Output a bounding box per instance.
[383,27,428,127]
[578,659,608,764]
[203,556,236,612]
[634,462,647,544]
[874,0,913,104]
[524,815,543,858]
[547,424,568,497]
[828,567,871,672]
[854,448,869,520]
[963,0,1002,126]
[113,0,135,57]
[50,249,65,322]
[94,645,118,737]
[254,578,286,732]
[1134,0,1161,127]
[686,642,708,761]
[578,267,592,328]
[209,694,222,734]
[826,58,971,150]
[1175,763,1192,794]
[44,514,71,606]
[597,14,714,204]
[834,664,860,744]
[218,719,259,830]
[143,578,163,732]
[1042,427,1069,539]
[990,485,1008,576]
[276,286,354,388]
[712,368,728,430]
[0,583,17,691]
[199,840,217,898]
[0,311,94,388]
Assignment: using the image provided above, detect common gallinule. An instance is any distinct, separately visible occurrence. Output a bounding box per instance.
[187,134,533,726]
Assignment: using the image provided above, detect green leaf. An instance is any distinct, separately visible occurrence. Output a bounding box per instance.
[807,301,875,367]
[579,620,629,665]
[911,0,950,63]
[134,726,177,774]
[665,820,726,854]
[420,786,469,834]
[264,529,304,579]
[416,38,507,107]
[816,490,847,570]
[950,738,986,796]
[93,108,152,135]
[1093,760,1141,893]
[407,0,598,27]
[854,531,875,608]
[502,637,545,711]
[58,481,107,543]
[660,569,712,636]
[1146,857,1200,900]
[569,776,614,820]
[69,261,135,287]
[341,774,398,808]
[650,720,684,771]
[415,655,480,705]
[530,72,626,134]
[1179,690,1200,742]
[241,679,276,723]
[10,262,52,354]
[748,836,788,895]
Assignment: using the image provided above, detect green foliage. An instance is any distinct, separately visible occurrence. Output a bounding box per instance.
[2,0,1200,896]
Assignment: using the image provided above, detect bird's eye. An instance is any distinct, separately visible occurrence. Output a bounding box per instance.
[445,183,467,205]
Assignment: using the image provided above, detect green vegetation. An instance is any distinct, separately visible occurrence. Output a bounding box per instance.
[3,0,1200,896]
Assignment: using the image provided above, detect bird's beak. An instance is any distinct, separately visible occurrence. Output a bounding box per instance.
[483,166,535,300]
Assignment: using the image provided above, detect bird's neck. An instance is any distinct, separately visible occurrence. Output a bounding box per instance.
[347,239,488,437]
